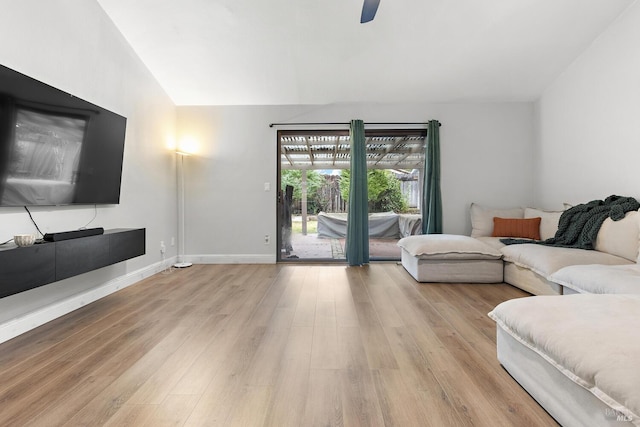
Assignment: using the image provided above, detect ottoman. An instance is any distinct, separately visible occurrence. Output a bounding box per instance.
[397,234,504,283]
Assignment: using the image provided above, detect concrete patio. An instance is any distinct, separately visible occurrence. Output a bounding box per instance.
[282,232,401,261]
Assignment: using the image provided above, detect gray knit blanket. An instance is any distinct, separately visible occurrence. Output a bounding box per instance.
[500,195,640,249]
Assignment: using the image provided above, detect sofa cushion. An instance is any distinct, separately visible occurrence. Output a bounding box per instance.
[492,217,541,240]
[594,210,639,262]
[470,203,524,237]
[475,236,507,251]
[524,207,564,240]
[397,234,502,260]
[549,264,640,294]
[500,244,632,278]
[489,294,640,424]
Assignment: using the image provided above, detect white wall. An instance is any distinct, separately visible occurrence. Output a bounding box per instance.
[534,1,640,208]
[178,102,534,262]
[0,1,177,339]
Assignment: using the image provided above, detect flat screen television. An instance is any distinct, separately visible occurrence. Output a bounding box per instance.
[0,64,127,206]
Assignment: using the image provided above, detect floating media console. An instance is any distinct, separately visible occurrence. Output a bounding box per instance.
[0,228,145,299]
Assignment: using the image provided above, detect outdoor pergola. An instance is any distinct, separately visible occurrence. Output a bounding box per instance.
[279,130,427,235]
[280,131,427,171]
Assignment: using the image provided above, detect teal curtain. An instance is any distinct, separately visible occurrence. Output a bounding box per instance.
[421,120,442,234]
[345,119,369,266]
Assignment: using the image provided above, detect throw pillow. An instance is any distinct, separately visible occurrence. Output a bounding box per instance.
[470,203,524,237]
[524,207,564,240]
[595,211,640,262]
[492,217,541,240]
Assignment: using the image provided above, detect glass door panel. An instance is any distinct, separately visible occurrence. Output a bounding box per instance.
[278,129,426,262]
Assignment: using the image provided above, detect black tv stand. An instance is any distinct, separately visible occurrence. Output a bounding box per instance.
[0,228,145,299]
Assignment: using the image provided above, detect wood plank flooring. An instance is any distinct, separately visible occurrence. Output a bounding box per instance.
[0,264,558,426]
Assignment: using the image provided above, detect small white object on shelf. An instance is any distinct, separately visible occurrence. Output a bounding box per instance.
[14,234,36,247]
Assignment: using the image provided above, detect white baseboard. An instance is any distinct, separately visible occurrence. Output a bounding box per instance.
[185,254,277,264]
[0,256,177,345]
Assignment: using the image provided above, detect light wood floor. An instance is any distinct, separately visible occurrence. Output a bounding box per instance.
[0,264,558,426]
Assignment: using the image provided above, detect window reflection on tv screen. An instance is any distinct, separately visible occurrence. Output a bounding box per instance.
[2,108,87,206]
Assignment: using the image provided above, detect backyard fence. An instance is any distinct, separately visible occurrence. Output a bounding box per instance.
[289,173,419,214]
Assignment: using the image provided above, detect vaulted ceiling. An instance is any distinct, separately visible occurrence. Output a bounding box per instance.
[97,0,635,106]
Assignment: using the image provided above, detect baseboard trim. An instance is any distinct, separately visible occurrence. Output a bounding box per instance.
[185,254,277,264]
[0,257,176,344]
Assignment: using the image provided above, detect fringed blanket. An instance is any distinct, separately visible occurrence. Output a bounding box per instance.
[501,195,640,249]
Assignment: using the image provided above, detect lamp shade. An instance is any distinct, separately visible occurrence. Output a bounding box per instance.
[176,136,198,156]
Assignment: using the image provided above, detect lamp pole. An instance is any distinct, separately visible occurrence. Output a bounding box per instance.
[174,152,192,268]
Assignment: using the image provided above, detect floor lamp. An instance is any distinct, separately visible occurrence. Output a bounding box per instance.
[174,150,192,268]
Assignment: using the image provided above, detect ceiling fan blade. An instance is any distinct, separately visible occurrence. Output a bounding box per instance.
[360,0,381,23]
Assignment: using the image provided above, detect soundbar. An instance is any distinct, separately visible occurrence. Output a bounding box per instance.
[43,227,105,242]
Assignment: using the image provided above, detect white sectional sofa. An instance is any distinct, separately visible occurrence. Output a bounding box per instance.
[473,200,640,426]
[398,199,640,425]
[469,203,640,295]
[398,202,640,295]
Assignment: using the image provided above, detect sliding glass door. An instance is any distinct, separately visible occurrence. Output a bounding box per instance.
[277,129,426,262]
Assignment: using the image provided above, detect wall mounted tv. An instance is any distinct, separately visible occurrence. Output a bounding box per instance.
[0,64,127,206]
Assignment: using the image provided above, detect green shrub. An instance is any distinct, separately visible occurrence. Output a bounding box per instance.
[340,169,409,213]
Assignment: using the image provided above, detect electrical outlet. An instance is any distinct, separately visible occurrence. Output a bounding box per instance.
[171,237,175,246]
[264,234,270,244]
[160,241,166,254]
[264,182,270,191]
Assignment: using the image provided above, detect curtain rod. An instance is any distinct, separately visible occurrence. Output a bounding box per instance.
[268,121,441,128]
